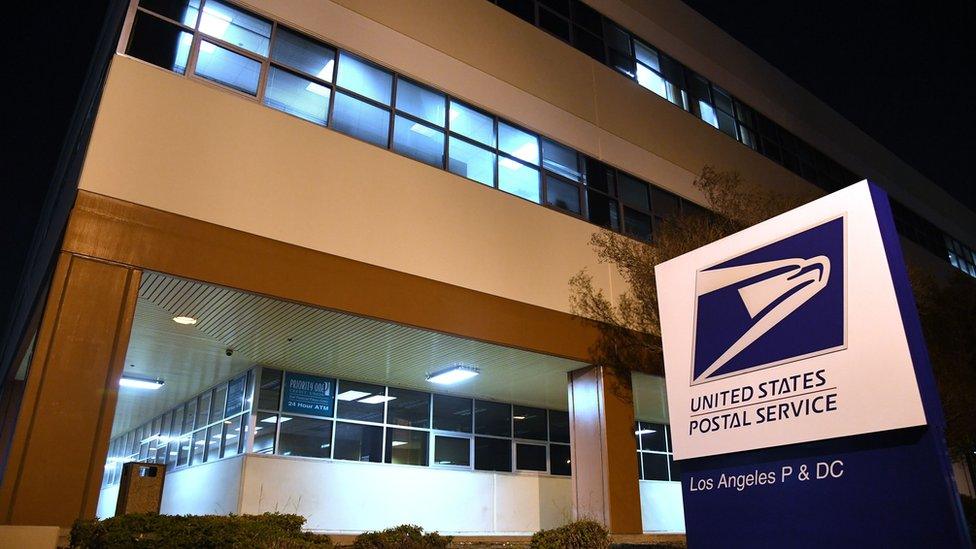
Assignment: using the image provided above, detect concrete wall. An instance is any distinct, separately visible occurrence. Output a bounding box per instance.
[159,456,244,516]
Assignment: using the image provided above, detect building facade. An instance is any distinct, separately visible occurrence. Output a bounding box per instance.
[1,0,973,538]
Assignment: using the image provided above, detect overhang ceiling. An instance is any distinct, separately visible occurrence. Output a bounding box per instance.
[115,272,588,434]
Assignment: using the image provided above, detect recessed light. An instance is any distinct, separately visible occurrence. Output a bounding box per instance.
[359,395,396,404]
[634,429,656,436]
[513,416,526,420]
[260,416,292,424]
[426,365,480,385]
[337,390,371,401]
[119,376,165,390]
[172,316,198,325]
[391,440,407,447]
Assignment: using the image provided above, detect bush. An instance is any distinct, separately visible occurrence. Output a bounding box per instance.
[70,513,333,548]
[352,524,452,549]
[530,519,611,549]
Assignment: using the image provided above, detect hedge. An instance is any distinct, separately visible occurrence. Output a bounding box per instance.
[351,524,452,548]
[530,519,612,549]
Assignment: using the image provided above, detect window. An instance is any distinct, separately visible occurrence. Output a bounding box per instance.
[198,0,271,56]
[641,452,669,481]
[197,391,212,427]
[336,52,392,104]
[587,190,620,230]
[333,422,383,462]
[336,380,387,423]
[332,92,390,148]
[194,41,261,95]
[222,414,244,458]
[263,68,330,125]
[271,27,335,81]
[278,416,333,458]
[636,421,675,481]
[258,368,282,410]
[550,443,571,476]
[432,394,472,433]
[498,122,539,165]
[498,158,541,202]
[138,0,199,26]
[545,175,582,214]
[387,388,430,428]
[127,11,192,74]
[549,410,570,443]
[513,406,547,440]
[516,443,547,471]
[253,412,277,454]
[206,424,221,461]
[393,115,444,167]
[433,435,470,466]
[190,430,207,465]
[385,428,429,466]
[396,78,446,126]
[475,436,511,472]
[541,138,581,181]
[449,101,495,146]
[448,137,495,187]
[211,384,227,422]
[475,400,511,437]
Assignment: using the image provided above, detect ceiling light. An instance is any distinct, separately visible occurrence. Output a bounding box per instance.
[337,390,372,401]
[260,416,292,424]
[172,316,198,325]
[359,395,395,404]
[391,440,407,447]
[513,415,526,420]
[119,376,165,390]
[426,365,480,385]
[635,429,656,436]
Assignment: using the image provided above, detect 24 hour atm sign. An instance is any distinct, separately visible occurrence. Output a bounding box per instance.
[655,182,927,460]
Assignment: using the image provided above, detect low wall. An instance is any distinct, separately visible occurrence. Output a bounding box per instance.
[159,456,244,516]
[640,480,685,533]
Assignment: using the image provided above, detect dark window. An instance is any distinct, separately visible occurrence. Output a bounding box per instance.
[253,413,277,454]
[545,175,582,214]
[432,394,473,433]
[332,92,390,148]
[258,368,282,410]
[540,0,570,17]
[387,388,431,428]
[516,443,548,471]
[475,436,512,472]
[587,190,620,230]
[549,410,570,443]
[495,0,534,23]
[571,0,603,34]
[513,406,548,440]
[572,28,605,62]
[618,173,650,210]
[434,435,470,466]
[650,188,681,220]
[624,208,652,240]
[278,416,333,458]
[538,7,571,41]
[333,422,383,462]
[475,400,512,437]
[385,428,429,466]
[637,422,667,452]
[550,443,571,475]
[127,11,192,74]
[139,0,199,25]
[641,452,669,481]
[541,138,581,180]
[336,380,387,423]
[603,20,631,55]
[669,455,680,480]
[584,158,615,194]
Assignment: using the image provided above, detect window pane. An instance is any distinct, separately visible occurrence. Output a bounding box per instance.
[516,443,547,471]
[333,422,383,462]
[183,400,197,433]
[638,422,668,452]
[227,374,247,416]
[545,175,581,214]
[604,20,631,54]
[716,109,737,137]
[539,7,571,41]
[641,452,669,481]
[332,92,390,148]
[584,158,615,194]
[618,173,649,210]
[572,28,605,62]
[434,435,470,466]
[385,428,429,466]
[198,0,271,56]
[513,406,547,440]
[548,410,570,443]
[335,380,386,423]
[271,27,335,81]
[393,116,444,168]
[449,101,495,146]
[264,67,330,125]
[211,384,227,422]
[278,416,333,458]
[385,387,431,428]
[650,188,681,220]
[541,138,581,180]
[195,41,261,95]
[475,437,511,472]
[624,208,652,240]
[498,160,540,202]
[190,430,206,465]
[587,190,620,230]
[395,79,445,126]
[448,138,495,187]
[206,424,221,461]
[253,412,277,454]
[197,392,211,428]
[550,443,571,475]
[636,63,667,99]
[173,406,185,436]
[634,41,660,71]
[221,414,243,458]
[336,52,392,104]
[176,434,192,466]
[432,394,472,433]
[498,122,539,165]
[475,400,511,437]
[258,368,282,410]
[127,12,192,74]
[697,101,719,128]
[139,0,199,26]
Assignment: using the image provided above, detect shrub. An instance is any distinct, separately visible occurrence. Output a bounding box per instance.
[70,513,333,548]
[530,519,611,549]
[352,524,452,549]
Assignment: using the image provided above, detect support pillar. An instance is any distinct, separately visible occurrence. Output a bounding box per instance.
[568,365,642,534]
[0,253,140,527]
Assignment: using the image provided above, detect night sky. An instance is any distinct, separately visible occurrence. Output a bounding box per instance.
[682,1,976,213]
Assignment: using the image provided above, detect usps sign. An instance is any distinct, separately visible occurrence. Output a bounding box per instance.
[657,182,926,460]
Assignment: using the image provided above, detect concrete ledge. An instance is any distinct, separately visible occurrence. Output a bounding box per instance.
[0,525,60,549]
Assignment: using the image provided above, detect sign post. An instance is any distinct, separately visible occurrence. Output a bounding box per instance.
[655,181,971,547]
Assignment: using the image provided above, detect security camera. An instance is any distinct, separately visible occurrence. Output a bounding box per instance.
[225,348,234,357]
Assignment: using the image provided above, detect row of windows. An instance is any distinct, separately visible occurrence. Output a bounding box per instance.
[492,0,976,278]
[255,368,572,475]
[103,370,254,486]
[635,421,678,482]
[125,0,705,242]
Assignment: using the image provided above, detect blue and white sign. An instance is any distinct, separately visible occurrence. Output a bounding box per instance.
[282,372,335,417]
[656,181,971,547]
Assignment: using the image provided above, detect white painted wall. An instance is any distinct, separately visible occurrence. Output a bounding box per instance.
[237,454,573,534]
[639,480,685,533]
[96,484,120,519]
[159,456,244,516]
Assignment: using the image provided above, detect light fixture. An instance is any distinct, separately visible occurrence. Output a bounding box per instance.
[337,390,371,401]
[119,376,165,390]
[359,395,395,404]
[260,416,292,424]
[634,429,656,436]
[426,364,480,385]
[513,415,526,420]
[391,440,407,447]
[172,316,198,325]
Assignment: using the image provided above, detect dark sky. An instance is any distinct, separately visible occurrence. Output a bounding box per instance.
[682,0,976,214]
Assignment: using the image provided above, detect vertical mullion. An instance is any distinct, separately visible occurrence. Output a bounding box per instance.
[442,95,451,169]
[255,21,277,103]
[387,77,398,151]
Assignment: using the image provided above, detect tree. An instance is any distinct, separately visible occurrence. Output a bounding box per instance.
[568,165,976,457]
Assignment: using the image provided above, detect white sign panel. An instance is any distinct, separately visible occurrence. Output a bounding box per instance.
[656,182,925,460]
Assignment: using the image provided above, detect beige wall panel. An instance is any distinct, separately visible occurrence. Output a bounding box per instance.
[79,57,613,315]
